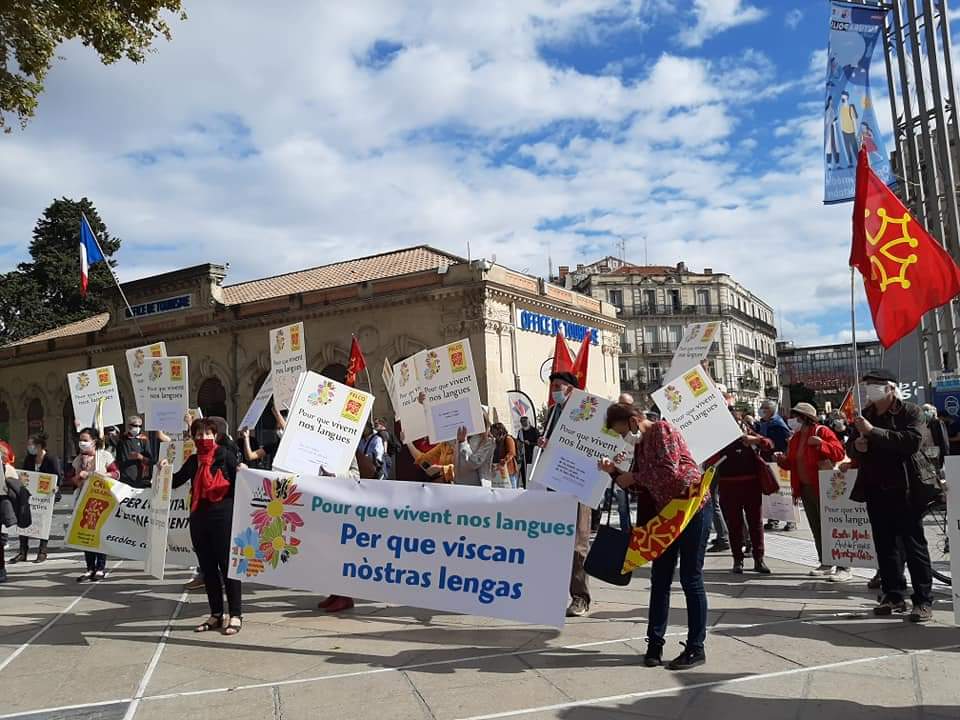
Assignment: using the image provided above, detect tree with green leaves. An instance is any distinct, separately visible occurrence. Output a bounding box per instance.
[0,198,120,343]
[1,1,185,132]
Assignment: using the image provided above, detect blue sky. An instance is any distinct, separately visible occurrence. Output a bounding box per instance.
[2,0,947,345]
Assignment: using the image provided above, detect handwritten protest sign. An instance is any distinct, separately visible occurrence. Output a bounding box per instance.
[393,352,429,442]
[530,389,626,507]
[272,371,372,476]
[144,357,190,434]
[819,469,877,569]
[652,366,741,464]
[270,322,307,411]
[125,342,167,413]
[421,338,485,443]
[666,322,720,381]
[228,468,577,626]
[761,464,799,524]
[15,470,58,540]
[67,366,124,432]
[240,374,273,430]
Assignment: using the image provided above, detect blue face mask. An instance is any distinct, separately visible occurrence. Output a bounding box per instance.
[552,390,567,405]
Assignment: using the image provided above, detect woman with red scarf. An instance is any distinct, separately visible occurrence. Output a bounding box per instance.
[166,418,241,635]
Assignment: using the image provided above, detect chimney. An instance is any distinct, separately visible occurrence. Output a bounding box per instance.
[676,262,687,272]
[703,267,713,275]
[558,265,569,280]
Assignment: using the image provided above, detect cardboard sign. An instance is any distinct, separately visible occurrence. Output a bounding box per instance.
[144,357,190,434]
[761,464,800,523]
[819,469,877,569]
[420,338,486,443]
[67,365,124,432]
[15,470,58,540]
[270,322,307,411]
[393,352,429,442]
[240,374,273,431]
[228,468,577,627]
[666,322,720,381]
[125,342,167,413]
[530,389,627,507]
[652,367,742,464]
[272,371,373,477]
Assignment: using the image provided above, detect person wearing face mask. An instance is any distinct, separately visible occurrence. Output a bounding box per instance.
[755,400,794,531]
[845,370,937,622]
[71,428,120,582]
[240,403,288,470]
[775,403,847,580]
[454,415,497,488]
[10,434,62,564]
[490,422,518,489]
[163,418,241,635]
[920,404,949,472]
[600,402,712,671]
[113,416,153,489]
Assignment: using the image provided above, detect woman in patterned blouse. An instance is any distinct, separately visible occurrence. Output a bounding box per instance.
[601,403,712,671]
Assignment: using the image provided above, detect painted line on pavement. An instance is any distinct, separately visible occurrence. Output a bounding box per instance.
[451,642,960,720]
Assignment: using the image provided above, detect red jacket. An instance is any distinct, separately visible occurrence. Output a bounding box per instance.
[777,424,845,499]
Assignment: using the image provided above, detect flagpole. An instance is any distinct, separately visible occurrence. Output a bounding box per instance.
[850,268,862,413]
[82,212,144,338]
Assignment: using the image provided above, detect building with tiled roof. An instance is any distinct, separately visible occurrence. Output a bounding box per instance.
[0,245,622,460]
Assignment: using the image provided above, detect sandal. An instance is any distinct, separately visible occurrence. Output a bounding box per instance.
[194,614,224,633]
[34,553,47,564]
[223,616,242,636]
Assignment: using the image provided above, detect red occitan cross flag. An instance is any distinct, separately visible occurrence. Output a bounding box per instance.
[345,336,367,388]
[548,332,574,406]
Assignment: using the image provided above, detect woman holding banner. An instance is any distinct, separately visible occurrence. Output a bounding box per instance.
[72,428,120,582]
[601,403,712,671]
[10,433,62,564]
[166,418,242,636]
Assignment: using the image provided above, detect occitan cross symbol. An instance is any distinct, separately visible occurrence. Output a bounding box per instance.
[864,207,919,291]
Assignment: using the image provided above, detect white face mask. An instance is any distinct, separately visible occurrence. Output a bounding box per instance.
[26,445,37,455]
[864,384,890,405]
[552,390,567,404]
[787,418,803,432]
[626,430,643,445]
[78,440,94,452]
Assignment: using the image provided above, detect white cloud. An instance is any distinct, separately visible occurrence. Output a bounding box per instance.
[784,9,803,30]
[677,0,766,48]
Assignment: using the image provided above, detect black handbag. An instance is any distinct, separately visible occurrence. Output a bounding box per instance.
[584,481,633,586]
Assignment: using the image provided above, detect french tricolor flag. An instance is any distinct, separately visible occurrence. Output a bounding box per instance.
[80,214,106,298]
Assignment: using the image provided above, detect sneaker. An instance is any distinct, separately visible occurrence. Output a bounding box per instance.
[643,643,663,668]
[809,564,834,577]
[667,643,706,671]
[92,570,107,582]
[565,598,590,618]
[324,596,355,614]
[909,603,933,623]
[874,595,908,616]
[732,561,744,575]
[706,540,730,554]
[867,573,882,591]
[184,577,206,591]
[77,571,94,583]
[829,568,853,583]
[753,560,771,575]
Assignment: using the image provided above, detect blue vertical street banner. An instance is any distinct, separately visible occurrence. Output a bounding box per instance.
[824,1,895,204]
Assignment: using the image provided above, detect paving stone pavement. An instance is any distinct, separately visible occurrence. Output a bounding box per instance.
[0,517,956,720]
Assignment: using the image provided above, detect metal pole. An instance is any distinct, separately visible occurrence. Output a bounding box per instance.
[851,269,863,411]
[82,212,144,338]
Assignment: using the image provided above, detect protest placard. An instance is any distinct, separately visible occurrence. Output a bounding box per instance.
[272,371,372,476]
[819,469,877,569]
[144,357,190,434]
[530,389,626,507]
[228,468,577,626]
[666,322,720,381]
[125,342,167,413]
[145,459,173,580]
[651,366,742,464]
[943,457,959,625]
[381,357,397,409]
[393,352,429,442]
[506,391,536,435]
[240,374,273,430]
[67,365,124,431]
[270,322,307,411]
[15,470,58,540]
[420,338,485,443]
[761,464,799,524]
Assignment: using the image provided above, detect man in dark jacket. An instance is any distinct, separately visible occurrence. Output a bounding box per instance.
[114,416,153,488]
[846,369,936,622]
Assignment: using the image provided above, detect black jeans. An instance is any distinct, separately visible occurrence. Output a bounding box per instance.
[84,552,106,572]
[190,500,242,618]
[865,492,934,606]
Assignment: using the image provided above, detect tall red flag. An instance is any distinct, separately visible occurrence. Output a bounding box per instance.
[571,334,590,391]
[547,332,574,406]
[345,336,367,388]
[839,388,856,423]
[851,146,960,348]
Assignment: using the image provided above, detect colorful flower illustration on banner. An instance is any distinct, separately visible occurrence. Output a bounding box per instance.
[663,385,682,412]
[260,520,302,568]
[400,362,410,386]
[274,330,285,354]
[423,351,441,379]
[150,360,163,381]
[76,372,90,391]
[251,477,304,533]
[569,395,599,422]
[134,348,146,369]
[828,472,848,501]
[307,380,336,407]
[232,527,265,577]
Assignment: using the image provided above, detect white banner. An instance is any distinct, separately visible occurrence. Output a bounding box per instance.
[761,464,799,524]
[228,468,577,626]
[531,389,626,507]
[270,322,307,411]
[67,366,124,432]
[666,322,720,381]
[15,470,58,540]
[144,357,190,434]
[240,374,273,431]
[652,366,741,464]
[125,342,167,413]
[273,371,372,477]
[393,353,429,442]
[819,469,877,569]
[421,339,485,443]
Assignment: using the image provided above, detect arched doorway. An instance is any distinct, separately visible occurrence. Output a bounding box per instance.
[197,377,227,421]
[27,398,44,436]
[0,401,9,442]
[320,363,348,385]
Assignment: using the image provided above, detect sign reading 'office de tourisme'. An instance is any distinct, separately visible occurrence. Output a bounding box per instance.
[516,309,599,345]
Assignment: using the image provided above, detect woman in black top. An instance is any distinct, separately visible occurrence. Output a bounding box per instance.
[163,418,242,635]
[12,433,62,564]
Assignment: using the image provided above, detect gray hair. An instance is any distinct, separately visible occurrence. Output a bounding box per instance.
[759,399,777,410]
